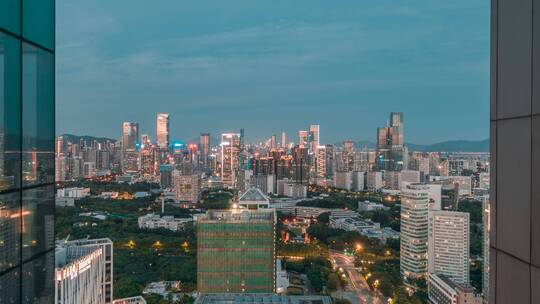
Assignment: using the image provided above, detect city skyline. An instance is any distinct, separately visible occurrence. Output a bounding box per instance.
[56,0,489,143]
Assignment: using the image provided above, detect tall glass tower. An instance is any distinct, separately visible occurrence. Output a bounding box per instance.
[0,1,55,303]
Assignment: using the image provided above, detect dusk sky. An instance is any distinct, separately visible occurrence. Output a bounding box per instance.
[56,0,490,144]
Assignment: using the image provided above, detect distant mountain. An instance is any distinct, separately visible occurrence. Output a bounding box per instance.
[406,139,489,152]
[334,139,489,152]
[60,134,117,144]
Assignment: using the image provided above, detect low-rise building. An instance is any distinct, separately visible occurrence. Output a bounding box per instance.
[238,187,270,210]
[329,216,380,232]
[112,296,147,304]
[138,214,193,232]
[56,197,75,207]
[57,187,90,199]
[428,273,482,304]
[357,201,390,212]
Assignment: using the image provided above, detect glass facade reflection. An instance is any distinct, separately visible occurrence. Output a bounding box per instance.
[0,1,55,303]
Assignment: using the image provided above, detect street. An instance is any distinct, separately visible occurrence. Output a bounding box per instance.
[330,250,385,304]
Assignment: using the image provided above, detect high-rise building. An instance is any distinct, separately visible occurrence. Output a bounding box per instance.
[309,124,320,153]
[0,3,56,302]
[298,130,308,148]
[122,122,139,151]
[400,183,429,280]
[280,132,286,148]
[156,113,170,150]
[220,133,241,187]
[341,140,355,172]
[197,210,276,293]
[54,238,114,304]
[428,211,470,285]
[200,133,211,169]
[376,112,406,171]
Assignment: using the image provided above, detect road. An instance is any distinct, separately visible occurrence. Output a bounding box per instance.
[330,250,385,304]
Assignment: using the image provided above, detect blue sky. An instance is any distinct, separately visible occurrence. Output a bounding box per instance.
[56,0,490,144]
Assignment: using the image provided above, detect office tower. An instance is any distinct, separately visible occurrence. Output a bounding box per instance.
[490,2,540,303]
[309,124,320,153]
[172,171,201,206]
[55,238,114,304]
[428,273,482,304]
[280,132,286,148]
[270,134,276,150]
[122,122,139,151]
[298,130,308,148]
[200,133,210,169]
[0,2,55,302]
[156,113,169,150]
[376,112,406,171]
[197,210,276,293]
[220,133,241,186]
[400,183,429,280]
[428,211,470,285]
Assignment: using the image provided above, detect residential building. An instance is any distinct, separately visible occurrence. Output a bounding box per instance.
[400,183,429,280]
[351,171,365,191]
[366,171,383,191]
[334,171,352,190]
[197,210,276,293]
[428,211,470,285]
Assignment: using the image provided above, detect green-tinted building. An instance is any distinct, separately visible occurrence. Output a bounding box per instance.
[197,209,276,293]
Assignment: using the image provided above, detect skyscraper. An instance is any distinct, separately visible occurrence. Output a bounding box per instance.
[156,113,169,150]
[197,209,276,293]
[428,211,470,285]
[220,133,241,186]
[309,124,320,153]
[200,133,210,169]
[280,132,286,148]
[1,2,56,302]
[400,183,429,280]
[298,130,308,148]
[122,122,139,151]
[376,112,406,171]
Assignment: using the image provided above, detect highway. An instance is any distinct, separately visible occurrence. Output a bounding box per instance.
[330,250,385,304]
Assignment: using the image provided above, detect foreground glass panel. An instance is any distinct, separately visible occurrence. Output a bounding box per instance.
[22,43,54,187]
[0,33,21,191]
[21,185,54,261]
